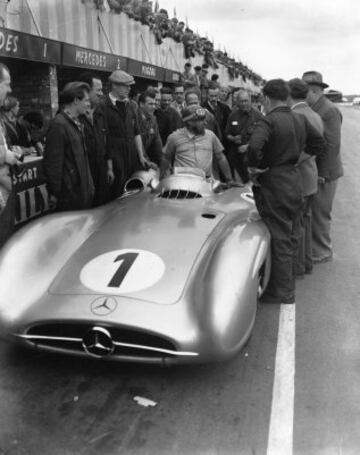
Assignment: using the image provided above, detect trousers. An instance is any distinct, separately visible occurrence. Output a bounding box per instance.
[297,195,314,274]
[312,179,338,261]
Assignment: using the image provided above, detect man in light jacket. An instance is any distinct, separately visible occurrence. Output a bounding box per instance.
[302,70,343,264]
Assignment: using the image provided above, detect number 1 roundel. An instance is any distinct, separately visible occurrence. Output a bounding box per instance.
[80,249,165,294]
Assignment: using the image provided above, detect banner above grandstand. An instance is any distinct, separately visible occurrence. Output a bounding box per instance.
[127,59,165,81]
[164,69,182,84]
[0,27,61,64]
[62,43,128,72]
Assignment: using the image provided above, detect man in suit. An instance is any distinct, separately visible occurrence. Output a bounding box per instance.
[288,78,324,276]
[154,86,182,145]
[203,83,231,142]
[302,70,343,263]
[43,82,95,211]
[225,88,263,183]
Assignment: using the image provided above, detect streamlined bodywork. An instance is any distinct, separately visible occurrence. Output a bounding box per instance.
[0,172,270,365]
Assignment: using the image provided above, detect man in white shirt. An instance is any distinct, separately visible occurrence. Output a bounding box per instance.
[164,105,233,183]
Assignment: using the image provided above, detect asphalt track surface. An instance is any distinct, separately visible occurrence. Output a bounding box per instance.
[0,106,359,455]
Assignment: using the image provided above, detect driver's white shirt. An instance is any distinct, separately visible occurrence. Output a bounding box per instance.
[164,127,224,178]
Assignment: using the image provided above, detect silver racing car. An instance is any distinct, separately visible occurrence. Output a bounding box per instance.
[0,170,270,365]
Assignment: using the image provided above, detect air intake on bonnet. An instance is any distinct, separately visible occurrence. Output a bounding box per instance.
[159,189,202,199]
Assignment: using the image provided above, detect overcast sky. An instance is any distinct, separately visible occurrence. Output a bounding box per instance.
[160,0,360,94]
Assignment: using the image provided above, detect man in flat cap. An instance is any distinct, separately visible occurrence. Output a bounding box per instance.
[94,70,154,199]
[164,105,233,183]
[302,70,343,264]
[43,82,95,211]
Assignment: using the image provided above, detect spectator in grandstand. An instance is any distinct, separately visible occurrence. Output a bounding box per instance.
[0,63,21,248]
[152,8,169,44]
[288,78,324,276]
[43,82,95,211]
[94,70,153,199]
[302,70,343,265]
[204,40,219,69]
[137,89,166,175]
[182,28,196,59]
[225,88,263,183]
[167,17,184,42]
[154,86,182,145]
[181,62,197,88]
[164,105,233,183]
[184,89,221,138]
[171,84,186,115]
[247,79,325,304]
[78,72,108,206]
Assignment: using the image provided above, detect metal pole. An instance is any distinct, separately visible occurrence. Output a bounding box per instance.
[97,14,114,54]
[24,0,42,37]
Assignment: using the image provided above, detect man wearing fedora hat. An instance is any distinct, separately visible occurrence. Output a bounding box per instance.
[302,70,343,263]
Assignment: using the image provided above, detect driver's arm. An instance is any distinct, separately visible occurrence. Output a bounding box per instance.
[163,133,177,173]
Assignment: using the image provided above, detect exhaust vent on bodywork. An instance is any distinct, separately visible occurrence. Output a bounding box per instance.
[159,189,202,199]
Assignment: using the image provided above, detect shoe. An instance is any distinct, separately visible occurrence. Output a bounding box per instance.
[259,293,295,304]
[296,273,305,280]
[305,267,313,275]
[313,255,333,264]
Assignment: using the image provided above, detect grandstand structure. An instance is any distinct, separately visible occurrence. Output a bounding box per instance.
[1,0,262,96]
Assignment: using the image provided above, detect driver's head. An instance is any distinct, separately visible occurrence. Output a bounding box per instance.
[182,105,206,135]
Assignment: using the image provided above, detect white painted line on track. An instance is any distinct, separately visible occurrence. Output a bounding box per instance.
[267,304,296,455]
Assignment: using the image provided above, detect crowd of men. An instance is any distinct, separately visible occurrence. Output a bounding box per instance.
[0,61,343,304]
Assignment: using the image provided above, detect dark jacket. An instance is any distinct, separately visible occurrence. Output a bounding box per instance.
[137,108,163,166]
[80,113,108,206]
[94,96,140,194]
[248,106,325,216]
[311,95,343,181]
[225,106,263,146]
[154,107,182,145]
[43,112,94,211]
[203,100,231,140]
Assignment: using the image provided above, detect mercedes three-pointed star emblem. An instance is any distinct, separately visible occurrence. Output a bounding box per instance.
[82,326,114,358]
[90,296,118,316]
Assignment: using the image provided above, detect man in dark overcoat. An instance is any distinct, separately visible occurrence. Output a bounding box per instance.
[43,82,94,211]
[78,72,108,206]
[94,70,152,199]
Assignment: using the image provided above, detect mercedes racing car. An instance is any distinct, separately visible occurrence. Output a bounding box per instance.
[0,169,270,365]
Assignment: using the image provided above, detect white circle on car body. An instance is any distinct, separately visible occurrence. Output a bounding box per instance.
[80,249,165,294]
